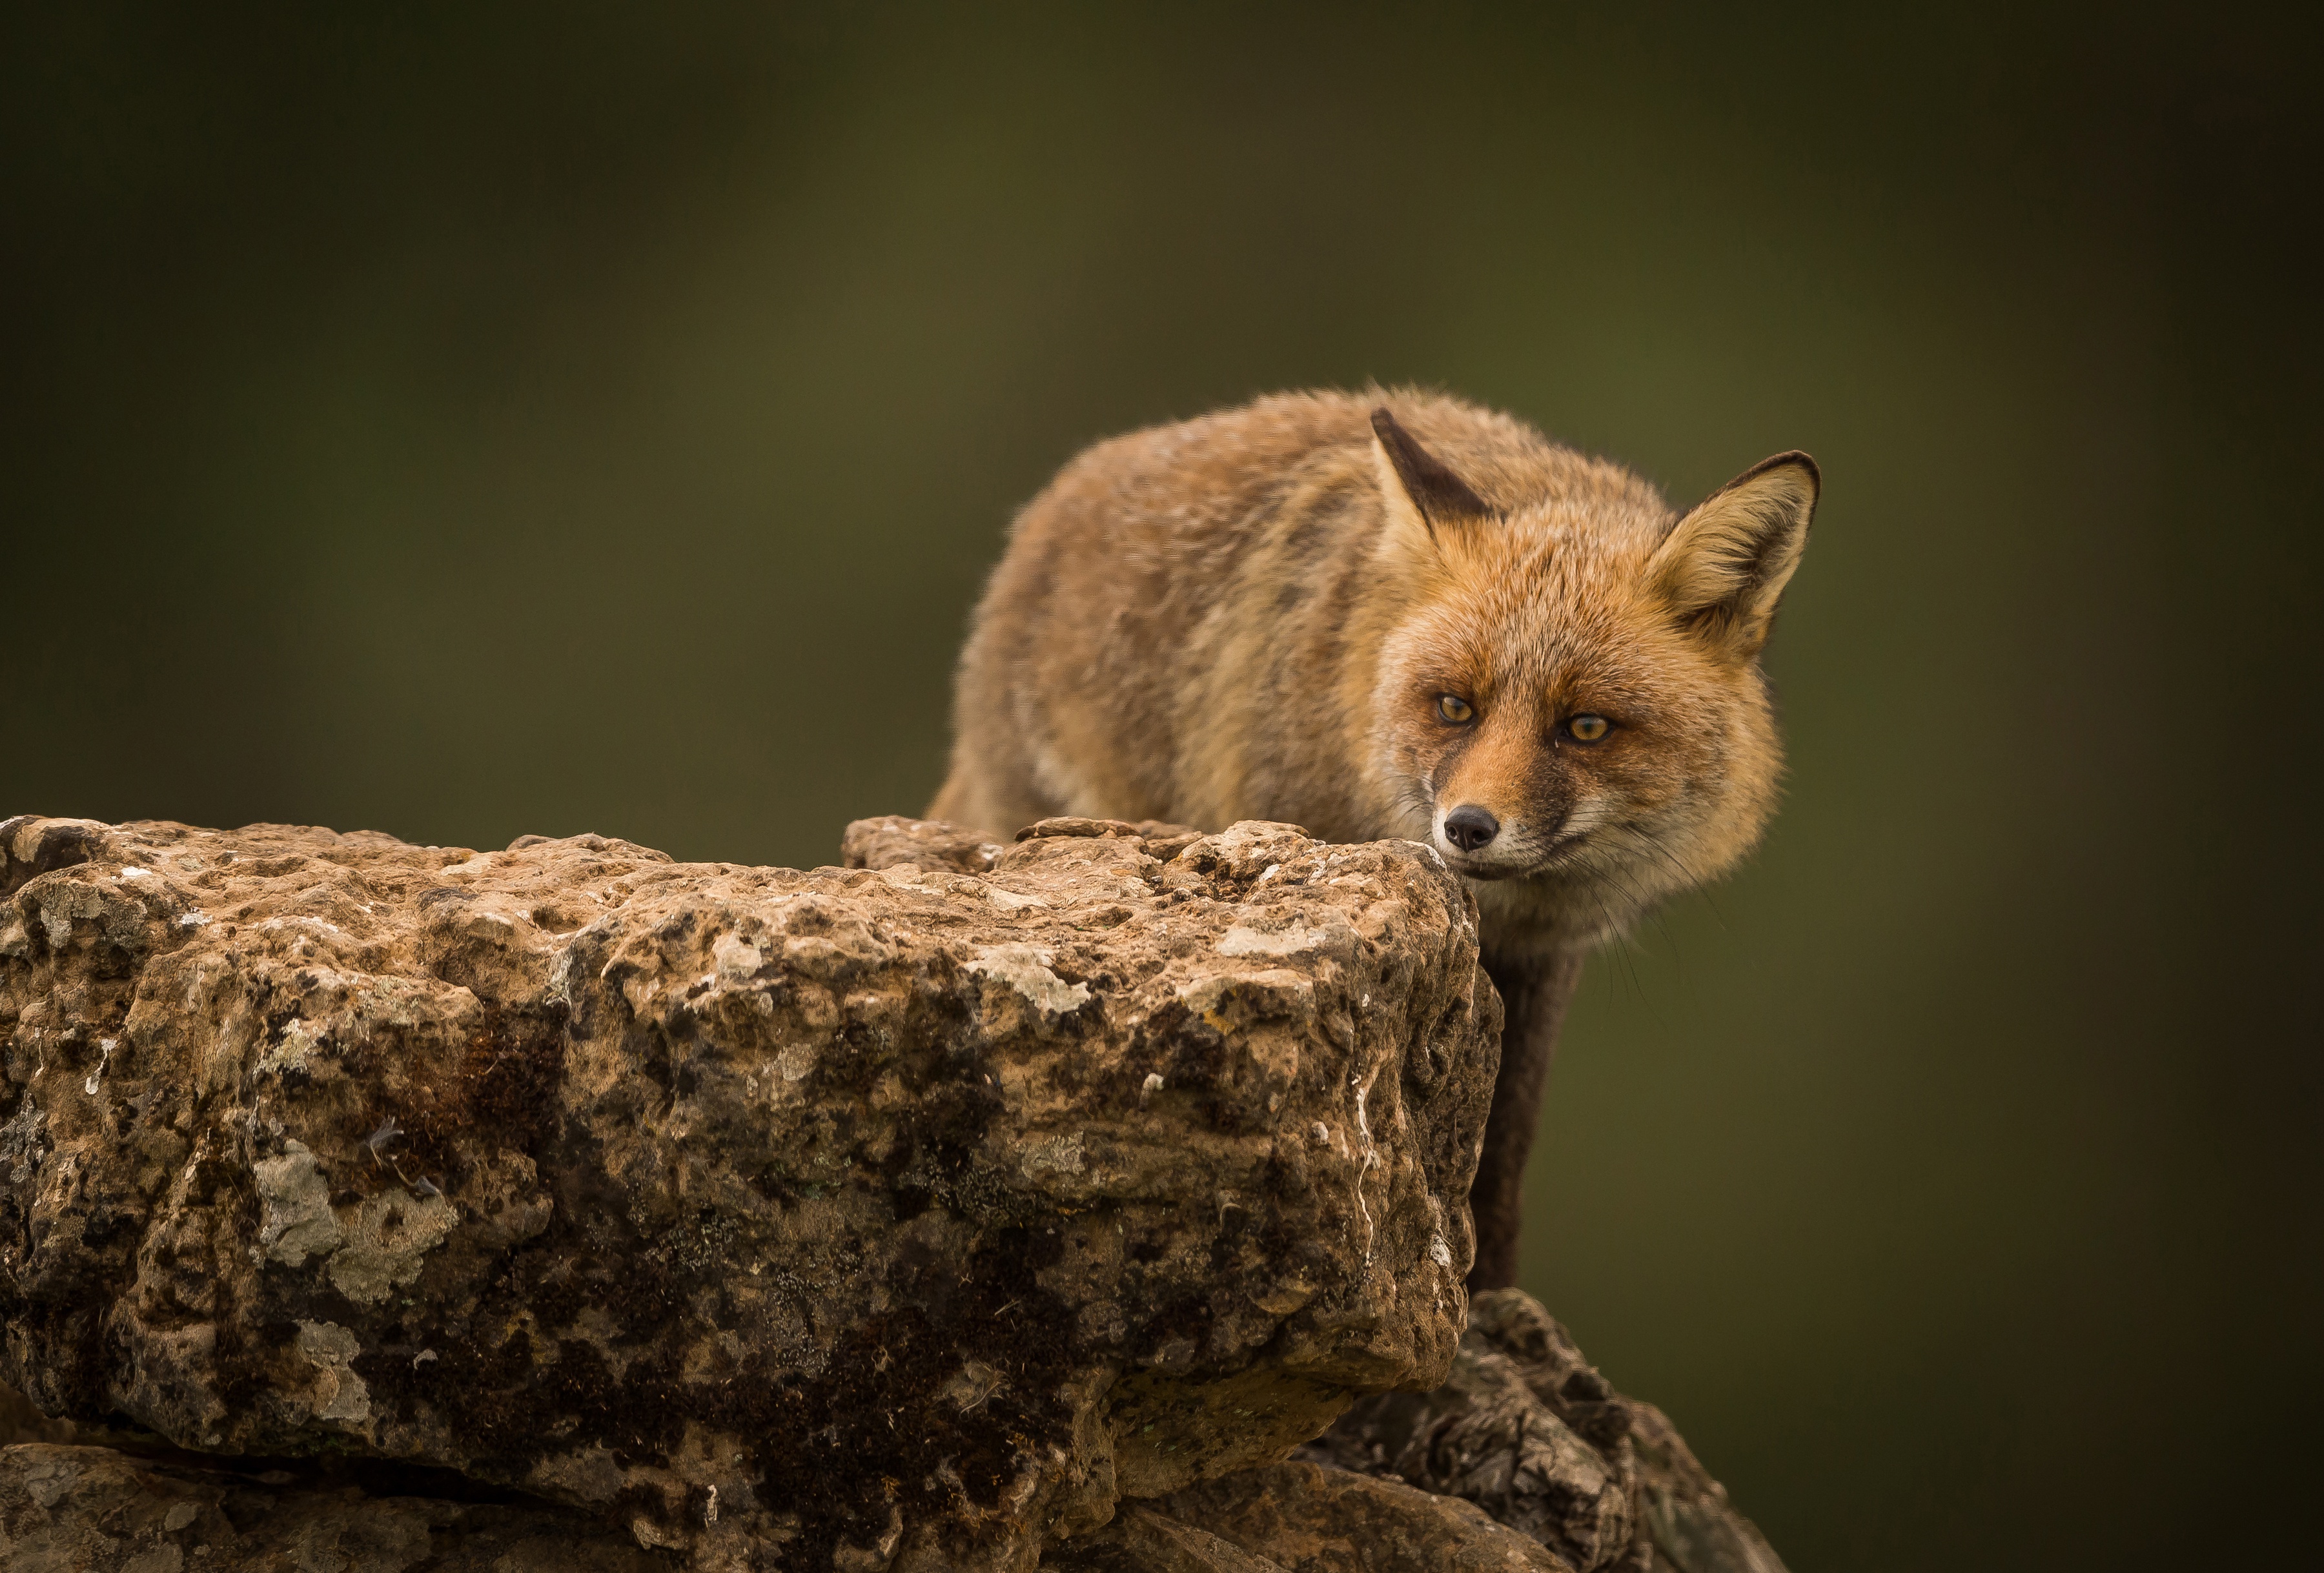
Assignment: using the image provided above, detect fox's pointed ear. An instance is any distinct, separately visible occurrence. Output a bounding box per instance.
[1371,407,1495,548]
[1651,451,1819,656]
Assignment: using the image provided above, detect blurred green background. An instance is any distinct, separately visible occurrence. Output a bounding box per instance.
[5,5,2316,1568]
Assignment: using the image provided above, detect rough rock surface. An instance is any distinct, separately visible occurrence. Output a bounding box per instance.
[1036,1287,1788,1572]
[1159,1460,1573,1572]
[1304,1290,1787,1573]
[0,813,1498,1570]
[0,1441,662,1572]
[0,1379,76,1446]
[1044,1502,1292,1572]
[1,1283,1788,1573]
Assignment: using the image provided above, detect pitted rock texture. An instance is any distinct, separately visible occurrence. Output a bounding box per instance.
[0,1288,1786,1573]
[1303,1290,1788,1573]
[0,812,1498,1570]
[0,1442,664,1572]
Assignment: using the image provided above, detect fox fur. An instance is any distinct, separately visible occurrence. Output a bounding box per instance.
[932,388,1817,1288]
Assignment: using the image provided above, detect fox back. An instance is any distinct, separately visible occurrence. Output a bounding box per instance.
[933,388,1817,965]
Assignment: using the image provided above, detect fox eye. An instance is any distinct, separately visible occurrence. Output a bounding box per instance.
[1565,714,1611,742]
[1436,695,1474,724]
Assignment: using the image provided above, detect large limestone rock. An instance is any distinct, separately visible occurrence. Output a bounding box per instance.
[0,812,1498,1570]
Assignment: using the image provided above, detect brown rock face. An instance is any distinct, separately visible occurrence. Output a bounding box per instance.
[0,813,1497,1570]
[1158,1460,1575,1572]
[1301,1289,1789,1573]
[0,1442,664,1572]
[1305,1290,1634,1570]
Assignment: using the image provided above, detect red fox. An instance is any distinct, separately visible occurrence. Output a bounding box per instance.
[932,389,1817,1289]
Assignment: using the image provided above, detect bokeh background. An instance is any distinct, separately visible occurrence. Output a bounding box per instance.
[6,5,2317,1568]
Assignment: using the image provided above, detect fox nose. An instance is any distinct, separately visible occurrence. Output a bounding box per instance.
[1442,805,1500,852]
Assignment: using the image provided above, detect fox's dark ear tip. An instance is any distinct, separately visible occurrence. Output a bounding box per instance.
[1726,449,1820,498]
[1771,450,1820,488]
[1371,406,1496,525]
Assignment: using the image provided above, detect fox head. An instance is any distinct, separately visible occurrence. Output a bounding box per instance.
[1363,407,1818,948]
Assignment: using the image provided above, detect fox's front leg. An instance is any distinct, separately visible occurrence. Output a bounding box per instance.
[1469,947,1586,1292]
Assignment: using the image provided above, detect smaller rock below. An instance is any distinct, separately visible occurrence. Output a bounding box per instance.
[1464,1290,1636,1449]
[1305,1289,1791,1573]
[1156,1460,1576,1573]
[1626,1405,1792,1573]
[1304,1310,1631,1570]
[1047,1503,1292,1572]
